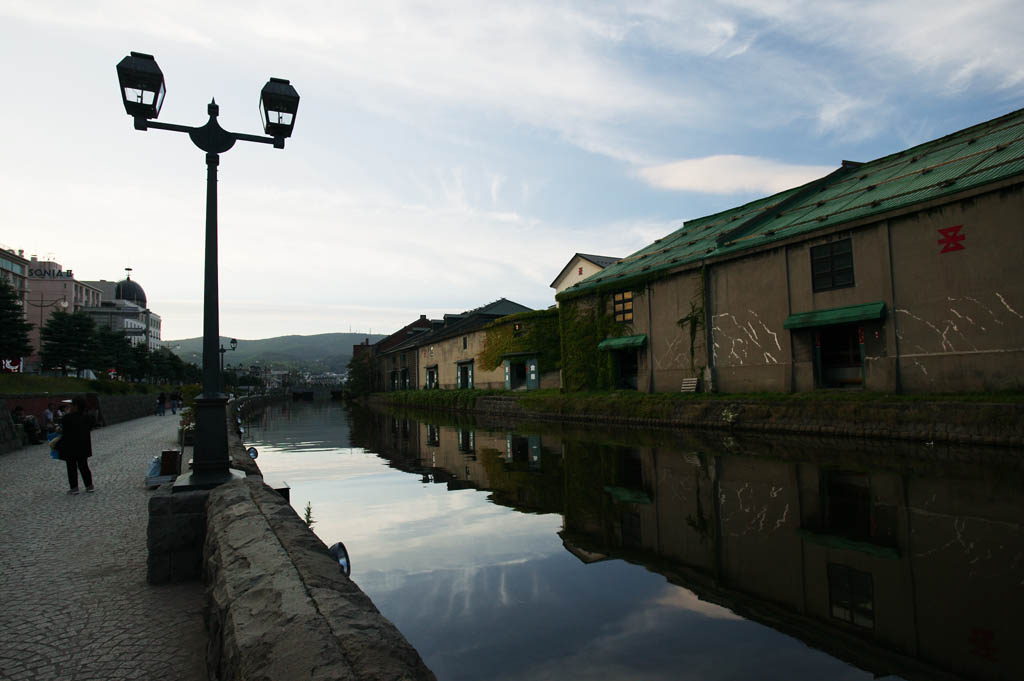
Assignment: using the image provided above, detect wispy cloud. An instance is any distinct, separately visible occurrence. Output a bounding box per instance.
[1,1,1021,338]
[638,155,834,194]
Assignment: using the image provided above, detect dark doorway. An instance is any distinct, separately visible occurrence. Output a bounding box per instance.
[509,436,529,463]
[458,363,471,389]
[818,325,862,388]
[510,362,527,390]
[615,351,639,390]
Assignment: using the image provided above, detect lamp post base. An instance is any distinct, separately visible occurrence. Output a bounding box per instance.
[172,467,247,492]
[173,393,237,493]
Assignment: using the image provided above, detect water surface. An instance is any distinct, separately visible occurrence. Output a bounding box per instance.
[244,402,1023,681]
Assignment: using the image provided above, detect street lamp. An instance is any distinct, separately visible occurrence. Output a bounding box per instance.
[117,51,299,492]
[219,338,237,391]
[20,294,69,329]
[20,295,69,366]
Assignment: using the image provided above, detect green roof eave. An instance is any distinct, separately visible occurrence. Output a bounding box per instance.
[603,486,653,505]
[500,351,536,359]
[597,334,647,350]
[783,301,886,330]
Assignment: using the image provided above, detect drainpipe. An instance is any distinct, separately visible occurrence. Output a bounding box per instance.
[886,221,903,393]
[702,263,716,392]
[785,246,795,392]
[647,283,654,393]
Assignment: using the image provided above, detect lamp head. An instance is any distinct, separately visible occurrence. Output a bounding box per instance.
[116,52,166,119]
[259,77,299,139]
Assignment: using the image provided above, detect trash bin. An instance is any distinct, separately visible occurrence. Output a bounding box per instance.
[160,450,182,476]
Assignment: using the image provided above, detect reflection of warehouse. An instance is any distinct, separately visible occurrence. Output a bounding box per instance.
[559,438,1023,681]
[558,108,1024,393]
[353,406,1024,681]
[81,273,162,350]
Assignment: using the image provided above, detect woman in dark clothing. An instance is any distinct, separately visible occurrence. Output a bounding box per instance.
[57,398,94,495]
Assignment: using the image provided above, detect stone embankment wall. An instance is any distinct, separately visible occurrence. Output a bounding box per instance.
[150,394,436,681]
[205,480,436,681]
[375,394,1024,447]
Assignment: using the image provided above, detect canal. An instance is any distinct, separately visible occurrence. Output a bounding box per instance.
[243,401,1023,681]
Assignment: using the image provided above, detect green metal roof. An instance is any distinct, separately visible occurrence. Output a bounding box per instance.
[559,108,1024,300]
[597,334,647,350]
[783,302,886,330]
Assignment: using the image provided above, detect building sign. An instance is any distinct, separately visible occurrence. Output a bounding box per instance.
[938,225,965,253]
[28,268,73,278]
[2,358,23,373]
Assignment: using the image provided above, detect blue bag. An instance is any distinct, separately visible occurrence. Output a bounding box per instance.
[47,432,61,460]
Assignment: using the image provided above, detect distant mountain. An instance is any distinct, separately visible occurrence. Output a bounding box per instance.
[165,333,385,373]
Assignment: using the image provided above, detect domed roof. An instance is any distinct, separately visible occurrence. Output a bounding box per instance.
[115,276,147,307]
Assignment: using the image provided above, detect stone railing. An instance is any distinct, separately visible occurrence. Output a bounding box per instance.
[205,480,435,681]
[149,395,436,681]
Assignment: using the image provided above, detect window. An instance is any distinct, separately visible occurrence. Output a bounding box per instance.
[828,563,874,628]
[578,266,583,275]
[823,471,871,540]
[811,239,854,292]
[513,322,523,337]
[462,336,468,350]
[613,290,633,322]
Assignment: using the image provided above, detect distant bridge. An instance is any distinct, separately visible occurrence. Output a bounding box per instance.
[289,385,345,401]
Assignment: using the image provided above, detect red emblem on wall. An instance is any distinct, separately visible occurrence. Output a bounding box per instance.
[967,628,998,660]
[938,225,965,253]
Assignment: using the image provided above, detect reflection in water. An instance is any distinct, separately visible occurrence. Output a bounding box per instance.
[245,403,1023,681]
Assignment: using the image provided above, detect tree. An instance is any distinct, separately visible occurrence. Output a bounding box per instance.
[345,351,373,396]
[92,325,137,378]
[150,347,189,383]
[40,310,96,375]
[130,343,153,382]
[0,278,33,363]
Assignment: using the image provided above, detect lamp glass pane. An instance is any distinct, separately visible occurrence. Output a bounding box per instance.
[124,87,157,106]
[273,110,294,125]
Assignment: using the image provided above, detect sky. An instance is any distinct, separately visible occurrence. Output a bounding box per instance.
[2,1,1022,341]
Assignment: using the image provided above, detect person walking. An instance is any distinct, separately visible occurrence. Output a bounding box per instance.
[55,397,94,495]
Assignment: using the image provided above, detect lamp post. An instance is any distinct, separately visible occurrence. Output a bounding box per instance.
[20,295,69,373]
[21,294,69,330]
[219,338,237,392]
[117,51,299,491]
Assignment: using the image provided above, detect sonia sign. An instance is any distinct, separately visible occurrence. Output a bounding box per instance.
[28,268,73,279]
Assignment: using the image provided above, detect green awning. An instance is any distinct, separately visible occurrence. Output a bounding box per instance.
[597,334,647,351]
[500,351,536,359]
[603,486,653,505]
[784,302,886,330]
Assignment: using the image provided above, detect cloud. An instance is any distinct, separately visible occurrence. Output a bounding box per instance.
[638,155,834,195]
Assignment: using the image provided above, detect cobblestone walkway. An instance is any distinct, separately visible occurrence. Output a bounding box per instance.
[0,414,207,681]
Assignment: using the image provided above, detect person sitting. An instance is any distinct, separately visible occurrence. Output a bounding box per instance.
[42,402,57,433]
[11,406,44,444]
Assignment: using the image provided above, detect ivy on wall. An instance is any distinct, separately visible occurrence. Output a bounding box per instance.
[558,293,633,391]
[478,308,561,373]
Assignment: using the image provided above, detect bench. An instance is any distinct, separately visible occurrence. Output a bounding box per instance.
[680,377,699,393]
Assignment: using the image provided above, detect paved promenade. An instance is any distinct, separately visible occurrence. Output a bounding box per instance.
[0,414,207,681]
